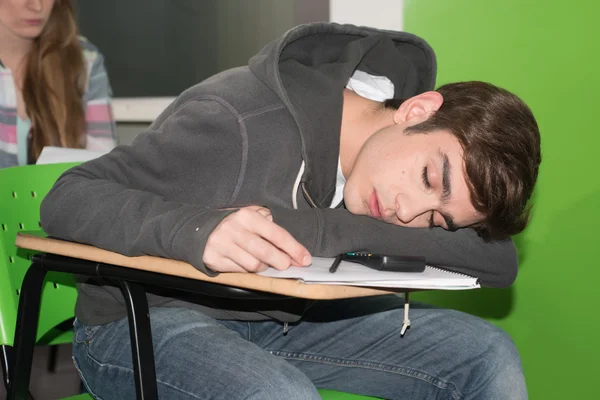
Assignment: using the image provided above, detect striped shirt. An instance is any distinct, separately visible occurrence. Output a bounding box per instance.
[0,37,116,168]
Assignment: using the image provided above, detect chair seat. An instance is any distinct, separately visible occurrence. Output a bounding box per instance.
[62,394,93,400]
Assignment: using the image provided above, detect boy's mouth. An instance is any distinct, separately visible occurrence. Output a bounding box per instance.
[369,191,382,220]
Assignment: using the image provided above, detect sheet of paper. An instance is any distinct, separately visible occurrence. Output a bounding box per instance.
[36,146,108,165]
[258,257,480,290]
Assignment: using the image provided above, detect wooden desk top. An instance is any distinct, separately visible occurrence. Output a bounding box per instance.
[15,233,396,300]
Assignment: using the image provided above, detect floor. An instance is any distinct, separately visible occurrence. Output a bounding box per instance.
[1,344,82,400]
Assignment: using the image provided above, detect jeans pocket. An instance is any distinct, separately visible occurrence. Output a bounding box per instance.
[74,318,109,345]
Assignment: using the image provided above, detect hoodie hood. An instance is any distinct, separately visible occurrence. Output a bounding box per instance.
[249,22,437,207]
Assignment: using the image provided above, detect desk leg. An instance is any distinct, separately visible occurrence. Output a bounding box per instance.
[7,261,46,400]
[119,280,158,400]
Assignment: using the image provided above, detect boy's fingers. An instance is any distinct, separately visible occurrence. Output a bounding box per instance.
[204,206,311,273]
[235,232,292,270]
[247,214,311,267]
[204,242,268,273]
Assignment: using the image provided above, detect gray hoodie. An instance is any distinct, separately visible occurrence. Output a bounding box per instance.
[41,23,517,325]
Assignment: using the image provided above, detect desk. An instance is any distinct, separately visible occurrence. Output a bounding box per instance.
[9,234,396,400]
[15,234,395,300]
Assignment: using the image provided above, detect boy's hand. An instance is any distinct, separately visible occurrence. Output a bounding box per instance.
[203,206,311,273]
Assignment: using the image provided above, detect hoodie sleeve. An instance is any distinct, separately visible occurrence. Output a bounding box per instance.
[40,97,242,276]
[269,207,518,288]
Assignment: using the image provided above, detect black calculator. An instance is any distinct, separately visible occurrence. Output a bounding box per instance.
[329,252,426,273]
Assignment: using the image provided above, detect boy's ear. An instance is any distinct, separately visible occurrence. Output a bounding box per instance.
[392,91,444,125]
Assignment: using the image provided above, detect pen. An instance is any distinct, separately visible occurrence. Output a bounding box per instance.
[328,253,344,273]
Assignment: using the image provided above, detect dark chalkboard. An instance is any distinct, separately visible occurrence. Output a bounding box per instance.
[76,0,221,97]
[75,0,327,97]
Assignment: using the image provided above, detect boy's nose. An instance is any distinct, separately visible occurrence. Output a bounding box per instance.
[394,202,414,224]
[394,193,436,224]
[394,197,419,224]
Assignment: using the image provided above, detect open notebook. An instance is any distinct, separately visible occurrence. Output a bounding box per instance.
[259,257,480,290]
[36,146,108,164]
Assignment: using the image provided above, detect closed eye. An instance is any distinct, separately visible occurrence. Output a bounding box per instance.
[422,166,431,189]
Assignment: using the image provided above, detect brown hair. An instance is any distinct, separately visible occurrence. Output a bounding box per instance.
[384,81,541,240]
[22,0,86,163]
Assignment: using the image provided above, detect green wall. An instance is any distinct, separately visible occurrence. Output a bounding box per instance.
[404,0,600,398]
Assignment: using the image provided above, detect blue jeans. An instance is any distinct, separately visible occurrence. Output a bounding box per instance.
[72,296,527,399]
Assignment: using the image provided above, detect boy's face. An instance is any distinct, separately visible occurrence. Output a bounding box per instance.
[344,125,483,230]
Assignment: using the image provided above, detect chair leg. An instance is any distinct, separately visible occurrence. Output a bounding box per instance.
[1,345,11,391]
[7,260,47,400]
[2,346,39,400]
[118,280,158,400]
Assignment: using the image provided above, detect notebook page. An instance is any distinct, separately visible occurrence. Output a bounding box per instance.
[258,257,480,290]
[37,146,108,164]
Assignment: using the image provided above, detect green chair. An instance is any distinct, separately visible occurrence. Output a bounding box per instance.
[0,162,89,399]
[1,163,378,399]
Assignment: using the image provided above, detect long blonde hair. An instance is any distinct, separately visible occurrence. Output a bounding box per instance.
[22,0,86,162]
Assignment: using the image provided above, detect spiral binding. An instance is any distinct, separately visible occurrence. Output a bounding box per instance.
[426,265,478,280]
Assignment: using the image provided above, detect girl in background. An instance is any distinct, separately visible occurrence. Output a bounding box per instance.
[0,0,116,168]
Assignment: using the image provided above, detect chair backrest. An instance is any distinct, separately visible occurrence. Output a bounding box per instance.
[0,163,80,347]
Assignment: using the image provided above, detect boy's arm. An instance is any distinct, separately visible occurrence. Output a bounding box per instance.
[41,98,241,276]
[269,207,518,288]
